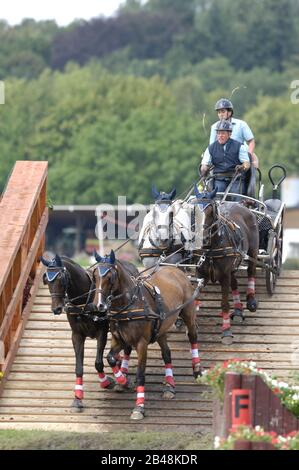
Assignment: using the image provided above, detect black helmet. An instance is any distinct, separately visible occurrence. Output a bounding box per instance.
[215,119,233,132]
[215,98,233,112]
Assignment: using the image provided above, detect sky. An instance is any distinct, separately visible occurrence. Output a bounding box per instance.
[0,0,126,26]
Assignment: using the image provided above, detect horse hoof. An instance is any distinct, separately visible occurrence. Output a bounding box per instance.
[221,329,233,345]
[130,406,145,420]
[162,384,176,400]
[104,376,116,390]
[113,376,134,393]
[247,298,258,312]
[71,398,84,412]
[231,308,244,323]
[193,364,203,380]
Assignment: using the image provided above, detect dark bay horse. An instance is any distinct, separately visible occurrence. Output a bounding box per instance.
[41,254,135,411]
[93,250,202,421]
[192,186,259,344]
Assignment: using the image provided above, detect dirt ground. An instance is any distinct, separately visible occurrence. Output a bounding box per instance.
[0,430,212,450]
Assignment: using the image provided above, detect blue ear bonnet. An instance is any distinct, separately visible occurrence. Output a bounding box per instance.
[46,256,65,282]
[155,201,172,212]
[96,254,116,277]
[98,265,112,277]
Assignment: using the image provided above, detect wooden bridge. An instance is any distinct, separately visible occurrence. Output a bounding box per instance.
[0,162,299,433]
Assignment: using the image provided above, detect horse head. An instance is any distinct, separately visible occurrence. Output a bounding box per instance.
[150,186,177,247]
[41,254,68,315]
[94,250,119,312]
[193,184,218,246]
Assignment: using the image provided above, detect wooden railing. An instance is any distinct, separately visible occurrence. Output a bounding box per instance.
[213,372,299,440]
[0,161,48,394]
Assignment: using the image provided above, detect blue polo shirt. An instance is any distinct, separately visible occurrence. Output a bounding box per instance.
[209,118,254,147]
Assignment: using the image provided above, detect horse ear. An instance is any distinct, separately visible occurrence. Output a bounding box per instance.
[151,184,160,200]
[169,188,176,200]
[110,250,116,265]
[40,255,50,267]
[55,254,63,267]
[193,183,202,200]
[94,250,102,263]
[208,187,218,200]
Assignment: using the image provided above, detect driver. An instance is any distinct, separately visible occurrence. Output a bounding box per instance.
[200,119,250,194]
[210,98,258,168]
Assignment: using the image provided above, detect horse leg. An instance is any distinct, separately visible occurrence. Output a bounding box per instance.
[230,271,244,323]
[71,332,85,411]
[157,334,176,399]
[246,249,258,312]
[95,328,115,390]
[220,274,233,345]
[180,305,203,379]
[131,339,148,420]
[120,345,132,376]
[107,336,131,392]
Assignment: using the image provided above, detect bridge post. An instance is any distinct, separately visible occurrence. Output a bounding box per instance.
[0,161,48,395]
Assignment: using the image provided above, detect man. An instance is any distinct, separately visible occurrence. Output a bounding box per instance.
[210,98,258,168]
[201,119,250,194]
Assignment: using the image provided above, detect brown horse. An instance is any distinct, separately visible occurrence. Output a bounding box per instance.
[93,250,202,420]
[41,254,136,411]
[193,186,259,344]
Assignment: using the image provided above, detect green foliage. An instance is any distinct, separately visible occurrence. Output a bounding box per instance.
[0,0,298,205]
[0,19,58,79]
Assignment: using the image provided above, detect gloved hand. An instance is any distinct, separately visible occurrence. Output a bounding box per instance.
[235,164,246,173]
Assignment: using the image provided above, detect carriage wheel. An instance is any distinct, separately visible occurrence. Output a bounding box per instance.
[266,231,278,296]
[276,208,285,277]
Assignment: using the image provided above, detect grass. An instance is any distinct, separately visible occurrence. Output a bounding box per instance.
[0,430,212,450]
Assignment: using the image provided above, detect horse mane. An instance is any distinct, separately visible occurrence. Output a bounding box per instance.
[60,256,91,283]
[115,259,138,290]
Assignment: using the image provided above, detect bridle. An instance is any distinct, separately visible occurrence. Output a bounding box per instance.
[195,198,219,247]
[95,263,140,314]
[150,199,174,250]
[45,266,96,312]
[45,267,70,299]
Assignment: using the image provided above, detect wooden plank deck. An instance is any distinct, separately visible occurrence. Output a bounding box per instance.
[0,271,299,432]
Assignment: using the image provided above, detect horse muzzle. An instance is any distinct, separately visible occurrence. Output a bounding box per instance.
[97,302,108,313]
[52,306,63,315]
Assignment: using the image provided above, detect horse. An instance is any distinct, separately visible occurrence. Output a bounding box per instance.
[191,185,259,344]
[92,249,202,421]
[138,186,197,268]
[41,254,136,411]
